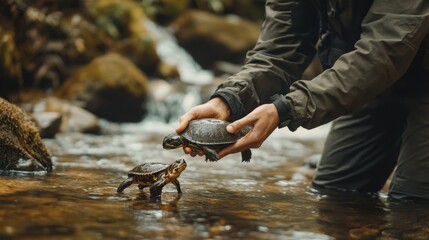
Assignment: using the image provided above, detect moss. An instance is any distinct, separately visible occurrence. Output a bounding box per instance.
[0,98,52,171]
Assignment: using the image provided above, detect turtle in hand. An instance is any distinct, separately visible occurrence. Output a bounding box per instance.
[163,118,252,162]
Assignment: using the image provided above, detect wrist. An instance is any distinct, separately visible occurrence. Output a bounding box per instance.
[210,91,244,121]
[270,94,293,128]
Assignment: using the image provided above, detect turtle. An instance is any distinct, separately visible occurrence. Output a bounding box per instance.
[163,118,252,162]
[116,159,187,198]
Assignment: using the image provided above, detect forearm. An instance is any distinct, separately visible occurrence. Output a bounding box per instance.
[286,0,429,130]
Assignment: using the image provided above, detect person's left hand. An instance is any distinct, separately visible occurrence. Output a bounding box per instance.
[217,103,279,159]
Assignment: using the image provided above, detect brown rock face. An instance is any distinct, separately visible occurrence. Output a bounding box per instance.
[0,98,52,172]
[56,53,150,122]
[170,10,260,68]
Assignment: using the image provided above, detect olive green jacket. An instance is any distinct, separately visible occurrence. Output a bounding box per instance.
[211,0,429,131]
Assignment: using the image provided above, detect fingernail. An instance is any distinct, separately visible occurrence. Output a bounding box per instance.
[226,125,234,133]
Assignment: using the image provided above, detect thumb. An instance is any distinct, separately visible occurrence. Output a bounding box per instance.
[176,114,194,133]
[227,115,254,134]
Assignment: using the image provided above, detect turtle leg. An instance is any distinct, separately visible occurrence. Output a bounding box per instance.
[241,149,252,162]
[117,177,134,193]
[171,179,182,194]
[149,179,167,198]
[201,146,220,162]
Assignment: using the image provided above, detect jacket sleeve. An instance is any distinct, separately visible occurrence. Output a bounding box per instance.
[286,0,429,130]
[211,0,319,121]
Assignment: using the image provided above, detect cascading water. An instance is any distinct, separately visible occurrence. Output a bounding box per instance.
[142,19,216,123]
[144,20,213,85]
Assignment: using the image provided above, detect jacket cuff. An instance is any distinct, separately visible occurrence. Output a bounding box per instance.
[210,90,245,122]
[270,94,294,129]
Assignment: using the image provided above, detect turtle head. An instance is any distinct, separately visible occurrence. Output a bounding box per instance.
[163,133,186,149]
[166,159,187,179]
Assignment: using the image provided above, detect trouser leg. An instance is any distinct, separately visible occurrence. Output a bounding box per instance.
[312,99,408,193]
[389,94,429,201]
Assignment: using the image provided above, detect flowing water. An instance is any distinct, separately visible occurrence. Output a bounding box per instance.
[2,19,429,240]
[1,122,429,240]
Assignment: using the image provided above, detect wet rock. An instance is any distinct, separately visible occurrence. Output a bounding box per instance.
[55,53,149,122]
[30,97,100,136]
[0,98,52,172]
[0,0,175,96]
[170,10,259,69]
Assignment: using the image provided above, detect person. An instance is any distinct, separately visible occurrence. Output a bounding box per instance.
[176,0,429,201]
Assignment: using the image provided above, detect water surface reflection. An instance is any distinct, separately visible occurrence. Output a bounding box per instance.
[1,122,428,239]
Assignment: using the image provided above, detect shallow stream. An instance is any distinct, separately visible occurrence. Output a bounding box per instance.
[1,121,429,240]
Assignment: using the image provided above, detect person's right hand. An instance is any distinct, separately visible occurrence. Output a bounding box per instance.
[175,97,230,157]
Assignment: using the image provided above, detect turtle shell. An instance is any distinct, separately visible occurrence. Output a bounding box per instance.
[127,162,168,176]
[181,118,251,145]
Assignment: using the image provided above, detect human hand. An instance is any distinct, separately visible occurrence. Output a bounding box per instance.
[176,97,230,157]
[217,103,279,159]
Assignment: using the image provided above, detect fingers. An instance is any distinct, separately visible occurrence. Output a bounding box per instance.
[221,115,256,157]
[218,135,257,159]
[183,147,204,157]
[176,97,231,134]
[226,114,255,133]
[183,147,193,154]
[219,104,279,159]
[176,112,196,133]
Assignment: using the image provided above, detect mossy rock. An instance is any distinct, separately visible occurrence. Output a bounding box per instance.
[56,53,149,122]
[0,98,52,172]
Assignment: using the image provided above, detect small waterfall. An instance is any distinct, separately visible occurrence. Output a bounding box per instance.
[144,20,214,85]
[143,19,215,123]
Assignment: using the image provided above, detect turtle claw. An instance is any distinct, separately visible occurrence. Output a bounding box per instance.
[117,177,134,193]
[205,156,219,162]
[241,149,252,162]
[202,147,220,162]
[149,180,165,198]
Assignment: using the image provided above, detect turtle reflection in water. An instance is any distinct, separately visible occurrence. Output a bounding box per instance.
[117,159,187,198]
[163,118,252,162]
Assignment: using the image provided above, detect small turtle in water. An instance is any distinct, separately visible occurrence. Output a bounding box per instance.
[117,159,187,197]
[163,118,252,162]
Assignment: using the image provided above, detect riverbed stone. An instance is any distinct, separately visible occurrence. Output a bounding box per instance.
[55,53,150,122]
[0,97,52,172]
[170,10,259,69]
[30,97,100,136]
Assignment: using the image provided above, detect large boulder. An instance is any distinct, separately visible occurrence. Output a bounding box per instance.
[0,98,52,172]
[170,10,260,69]
[55,53,150,122]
